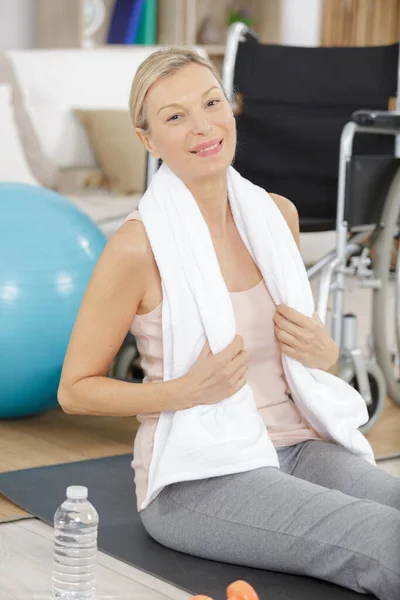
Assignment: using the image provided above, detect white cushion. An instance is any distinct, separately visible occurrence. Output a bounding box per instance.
[0,84,38,185]
[7,47,207,170]
[66,190,141,237]
[300,231,336,267]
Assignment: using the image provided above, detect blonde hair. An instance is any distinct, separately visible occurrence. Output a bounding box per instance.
[129,47,227,133]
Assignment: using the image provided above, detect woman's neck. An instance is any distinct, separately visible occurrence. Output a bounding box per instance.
[186,174,232,240]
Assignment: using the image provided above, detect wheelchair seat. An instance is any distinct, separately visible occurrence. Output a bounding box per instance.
[298,217,336,232]
[230,36,399,232]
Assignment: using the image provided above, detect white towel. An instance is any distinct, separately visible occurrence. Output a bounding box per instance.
[137,162,375,510]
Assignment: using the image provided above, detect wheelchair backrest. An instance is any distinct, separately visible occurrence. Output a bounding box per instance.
[231,37,399,222]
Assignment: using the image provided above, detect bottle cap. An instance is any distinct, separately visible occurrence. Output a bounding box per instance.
[66,486,88,500]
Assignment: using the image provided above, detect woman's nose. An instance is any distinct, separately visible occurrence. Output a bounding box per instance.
[191,113,212,135]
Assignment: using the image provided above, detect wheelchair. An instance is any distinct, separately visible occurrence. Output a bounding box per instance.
[110,23,400,434]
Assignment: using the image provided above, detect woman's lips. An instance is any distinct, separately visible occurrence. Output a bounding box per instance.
[190,139,223,157]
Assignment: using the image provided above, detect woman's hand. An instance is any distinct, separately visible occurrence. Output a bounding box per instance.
[273,304,339,371]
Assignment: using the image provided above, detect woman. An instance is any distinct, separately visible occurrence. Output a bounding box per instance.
[58,48,400,599]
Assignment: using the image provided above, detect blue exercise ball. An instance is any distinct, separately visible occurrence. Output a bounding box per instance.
[0,183,106,418]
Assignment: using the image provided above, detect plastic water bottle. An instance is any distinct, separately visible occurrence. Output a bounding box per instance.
[52,486,99,600]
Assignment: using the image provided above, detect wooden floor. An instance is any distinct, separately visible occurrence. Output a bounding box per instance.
[1,519,191,600]
[0,408,139,520]
[0,410,195,599]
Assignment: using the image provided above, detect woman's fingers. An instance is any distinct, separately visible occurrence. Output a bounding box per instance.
[279,342,299,358]
[274,312,314,343]
[276,303,311,327]
[275,327,309,353]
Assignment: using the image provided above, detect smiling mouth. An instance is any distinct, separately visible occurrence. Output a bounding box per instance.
[190,139,223,154]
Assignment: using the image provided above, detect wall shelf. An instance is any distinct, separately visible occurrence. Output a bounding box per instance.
[35,0,282,52]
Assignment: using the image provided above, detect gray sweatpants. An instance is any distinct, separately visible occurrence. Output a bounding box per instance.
[140,439,400,600]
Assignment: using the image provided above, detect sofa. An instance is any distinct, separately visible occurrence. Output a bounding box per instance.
[0,46,164,237]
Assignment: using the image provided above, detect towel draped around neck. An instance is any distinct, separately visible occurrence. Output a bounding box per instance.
[135,162,375,510]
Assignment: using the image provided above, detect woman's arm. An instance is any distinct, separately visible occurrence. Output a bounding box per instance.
[269,193,339,375]
[58,220,190,416]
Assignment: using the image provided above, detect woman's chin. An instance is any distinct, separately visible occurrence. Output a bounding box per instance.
[197,155,231,176]
[172,153,231,183]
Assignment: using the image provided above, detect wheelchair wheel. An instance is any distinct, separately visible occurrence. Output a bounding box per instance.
[372,167,400,406]
[108,336,144,382]
[337,360,386,434]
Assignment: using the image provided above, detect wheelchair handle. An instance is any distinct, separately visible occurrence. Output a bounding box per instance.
[352,110,400,129]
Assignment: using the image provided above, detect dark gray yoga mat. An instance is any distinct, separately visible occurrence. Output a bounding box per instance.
[0,454,376,599]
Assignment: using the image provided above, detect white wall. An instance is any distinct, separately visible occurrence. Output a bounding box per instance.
[280,0,323,46]
[0,0,35,51]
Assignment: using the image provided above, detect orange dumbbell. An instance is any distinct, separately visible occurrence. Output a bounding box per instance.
[190,580,259,600]
[227,580,259,600]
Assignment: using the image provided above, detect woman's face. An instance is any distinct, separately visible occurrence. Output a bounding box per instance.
[137,63,236,183]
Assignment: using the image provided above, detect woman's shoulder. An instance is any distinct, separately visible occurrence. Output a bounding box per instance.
[124,208,142,223]
[269,193,300,249]
[269,193,298,220]
[104,212,150,270]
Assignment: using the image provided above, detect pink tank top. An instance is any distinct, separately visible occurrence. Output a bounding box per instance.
[126,210,323,510]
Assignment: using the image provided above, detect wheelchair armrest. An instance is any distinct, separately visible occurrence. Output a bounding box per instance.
[352,110,400,129]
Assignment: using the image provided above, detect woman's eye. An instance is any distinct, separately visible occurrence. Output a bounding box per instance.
[207,99,221,107]
[167,100,220,122]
